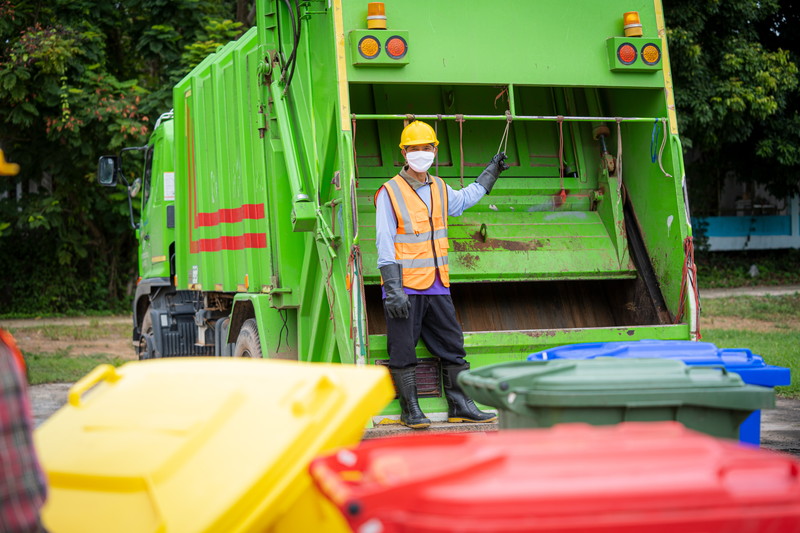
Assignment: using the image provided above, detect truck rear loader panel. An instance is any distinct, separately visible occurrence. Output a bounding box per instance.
[122,0,696,418]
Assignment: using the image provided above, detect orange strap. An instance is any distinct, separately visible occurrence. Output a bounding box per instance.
[0,329,26,374]
[674,237,701,339]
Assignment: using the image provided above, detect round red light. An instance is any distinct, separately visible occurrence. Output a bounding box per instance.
[385,36,408,59]
[617,43,637,65]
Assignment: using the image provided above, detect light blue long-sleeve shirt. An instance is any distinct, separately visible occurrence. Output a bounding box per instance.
[375,172,488,271]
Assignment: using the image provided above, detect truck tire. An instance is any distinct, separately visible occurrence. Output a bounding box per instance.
[233,319,263,358]
[138,308,156,360]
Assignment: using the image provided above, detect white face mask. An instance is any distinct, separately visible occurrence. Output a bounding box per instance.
[406,150,435,173]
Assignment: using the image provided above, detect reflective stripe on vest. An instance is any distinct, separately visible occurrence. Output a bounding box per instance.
[378,174,450,289]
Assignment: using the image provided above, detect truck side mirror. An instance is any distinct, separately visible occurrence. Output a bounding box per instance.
[97,156,119,186]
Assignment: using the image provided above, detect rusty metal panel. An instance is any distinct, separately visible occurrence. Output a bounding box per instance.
[375,358,441,398]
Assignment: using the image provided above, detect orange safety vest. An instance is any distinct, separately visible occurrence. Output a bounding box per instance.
[375,174,450,289]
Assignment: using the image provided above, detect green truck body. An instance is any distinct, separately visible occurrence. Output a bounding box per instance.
[103,0,696,418]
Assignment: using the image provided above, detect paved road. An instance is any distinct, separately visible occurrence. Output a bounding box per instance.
[701,284,800,299]
[30,382,800,456]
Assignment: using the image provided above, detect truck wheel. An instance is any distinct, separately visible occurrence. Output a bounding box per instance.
[138,308,156,360]
[233,319,263,358]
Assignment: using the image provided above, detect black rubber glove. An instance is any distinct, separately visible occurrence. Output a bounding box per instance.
[380,263,410,319]
[475,152,509,194]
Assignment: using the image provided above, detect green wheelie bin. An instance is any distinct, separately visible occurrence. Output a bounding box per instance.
[459,358,774,438]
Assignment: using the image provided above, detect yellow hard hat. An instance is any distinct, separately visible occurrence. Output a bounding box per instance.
[399,120,439,148]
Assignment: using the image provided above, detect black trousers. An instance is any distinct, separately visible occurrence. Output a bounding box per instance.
[384,294,467,369]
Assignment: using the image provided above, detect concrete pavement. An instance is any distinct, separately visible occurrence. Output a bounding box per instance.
[30,381,799,457]
[701,285,800,299]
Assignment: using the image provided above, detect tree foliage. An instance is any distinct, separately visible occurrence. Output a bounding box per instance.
[664,0,800,211]
[2,1,798,313]
[0,0,250,314]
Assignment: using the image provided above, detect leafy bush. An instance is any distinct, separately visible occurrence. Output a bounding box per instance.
[696,249,800,288]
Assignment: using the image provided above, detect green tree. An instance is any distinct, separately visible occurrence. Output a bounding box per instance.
[664,0,800,214]
[0,0,250,314]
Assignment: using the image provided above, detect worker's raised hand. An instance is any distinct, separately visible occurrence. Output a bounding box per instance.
[475,152,509,194]
[491,152,510,172]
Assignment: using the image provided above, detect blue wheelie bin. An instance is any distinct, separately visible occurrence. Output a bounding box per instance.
[527,340,790,445]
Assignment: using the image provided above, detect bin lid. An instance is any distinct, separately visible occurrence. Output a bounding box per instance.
[460,358,775,411]
[35,358,394,533]
[528,340,790,387]
[310,422,800,533]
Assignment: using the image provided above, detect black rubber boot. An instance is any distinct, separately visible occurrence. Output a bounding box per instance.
[442,363,497,423]
[389,367,431,429]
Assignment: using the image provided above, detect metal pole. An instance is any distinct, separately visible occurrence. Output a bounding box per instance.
[351,113,664,123]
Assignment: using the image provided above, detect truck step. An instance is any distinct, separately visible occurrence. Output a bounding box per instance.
[363,420,498,440]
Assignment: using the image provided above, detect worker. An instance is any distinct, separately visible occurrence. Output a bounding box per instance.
[374,120,508,428]
[0,329,48,532]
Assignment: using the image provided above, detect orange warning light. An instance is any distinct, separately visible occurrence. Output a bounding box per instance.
[623,11,643,37]
[367,2,387,30]
[358,36,381,59]
[385,36,407,59]
[641,43,661,65]
[617,43,637,65]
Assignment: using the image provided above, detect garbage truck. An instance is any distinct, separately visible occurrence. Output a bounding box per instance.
[98,0,697,417]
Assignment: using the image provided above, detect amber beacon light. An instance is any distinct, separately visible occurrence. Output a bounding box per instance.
[623,11,643,37]
[367,2,387,30]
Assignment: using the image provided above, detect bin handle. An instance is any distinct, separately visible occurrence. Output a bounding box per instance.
[310,447,505,513]
[462,362,573,391]
[687,365,728,376]
[287,374,343,419]
[68,364,121,407]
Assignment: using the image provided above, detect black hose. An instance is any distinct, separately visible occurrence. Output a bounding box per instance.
[284,0,302,93]
[281,0,298,81]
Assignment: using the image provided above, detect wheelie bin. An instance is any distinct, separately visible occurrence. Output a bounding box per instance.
[34,358,394,533]
[459,358,774,437]
[527,340,790,444]
[310,422,800,533]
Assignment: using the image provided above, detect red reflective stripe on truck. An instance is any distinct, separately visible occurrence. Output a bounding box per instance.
[194,204,265,227]
[189,233,267,253]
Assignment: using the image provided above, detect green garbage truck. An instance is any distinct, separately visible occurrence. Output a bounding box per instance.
[99,0,697,417]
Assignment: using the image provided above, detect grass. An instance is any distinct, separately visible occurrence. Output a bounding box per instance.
[9,321,132,385]
[0,310,130,320]
[696,249,800,288]
[25,350,127,385]
[32,322,130,342]
[702,294,800,324]
[701,295,800,398]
